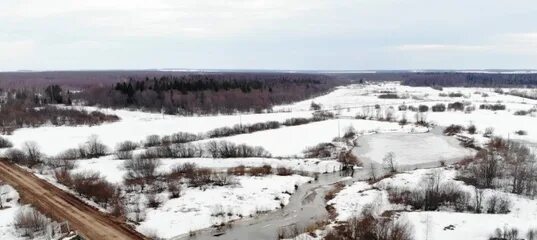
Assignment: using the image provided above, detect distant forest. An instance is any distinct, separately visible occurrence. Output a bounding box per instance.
[401,72,537,87]
[73,73,349,114]
[3,70,537,115]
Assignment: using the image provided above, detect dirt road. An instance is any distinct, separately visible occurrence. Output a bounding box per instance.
[0,160,148,240]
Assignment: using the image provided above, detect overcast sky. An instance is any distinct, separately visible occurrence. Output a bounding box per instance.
[1,0,537,71]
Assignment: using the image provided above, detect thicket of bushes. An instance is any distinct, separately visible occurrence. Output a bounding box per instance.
[14,207,52,238]
[490,227,537,240]
[324,213,413,240]
[205,141,271,158]
[480,104,506,111]
[0,136,13,148]
[0,89,119,134]
[54,170,116,208]
[457,137,537,197]
[4,142,43,168]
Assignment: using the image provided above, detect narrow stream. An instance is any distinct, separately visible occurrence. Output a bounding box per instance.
[172,127,462,240]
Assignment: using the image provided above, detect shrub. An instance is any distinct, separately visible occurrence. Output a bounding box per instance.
[515,130,527,135]
[249,165,272,176]
[484,127,495,138]
[124,157,161,185]
[205,141,271,158]
[312,111,334,121]
[0,137,13,148]
[514,110,529,116]
[167,180,181,199]
[486,194,511,214]
[378,93,399,99]
[169,163,197,180]
[4,148,27,163]
[283,118,312,126]
[170,132,200,144]
[54,168,73,187]
[443,124,464,136]
[431,103,446,112]
[303,143,334,158]
[145,192,162,209]
[85,135,107,158]
[418,105,429,112]
[169,143,203,158]
[115,141,138,152]
[115,150,133,160]
[71,171,116,207]
[448,102,465,111]
[310,102,322,110]
[448,92,463,97]
[467,124,477,134]
[276,167,294,176]
[227,165,247,176]
[189,168,213,187]
[324,214,413,240]
[480,104,506,111]
[14,207,51,238]
[490,227,520,240]
[144,135,161,148]
[56,148,84,160]
[343,126,357,139]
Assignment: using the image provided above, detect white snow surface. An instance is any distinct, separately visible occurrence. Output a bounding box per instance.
[1,107,311,156]
[275,82,537,145]
[330,168,537,240]
[137,174,312,238]
[71,156,341,184]
[0,184,25,240]
[196,119,427,157]
[355,132,474,165]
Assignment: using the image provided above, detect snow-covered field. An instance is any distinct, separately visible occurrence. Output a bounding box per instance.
[355,132,474,166]
[137,174,311,238]
[275,82,537,145]
[329,168,537,240]
[1,108,311,156]
[0,184,23,240]
[4,82,536,240]
[3,82,537,157]
[69,156,340,184]
[195,119,427,157]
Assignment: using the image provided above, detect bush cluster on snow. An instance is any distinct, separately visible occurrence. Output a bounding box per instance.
[0,136,13,148]
[457,137,537,197]
[324,212,413,240]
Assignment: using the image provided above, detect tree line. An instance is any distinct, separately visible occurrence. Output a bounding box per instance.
[76,73,345,114]
[402,72,537,87]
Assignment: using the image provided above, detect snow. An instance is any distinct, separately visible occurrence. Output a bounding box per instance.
[137,174,312,238]
[273,82,537,145]
[355,132,474,166]
[69,156,340,184]
[327,181,389,221]
[329,168,537,240]
[1,107,311,156]
[0,184,24,240]
[195,119,427,157]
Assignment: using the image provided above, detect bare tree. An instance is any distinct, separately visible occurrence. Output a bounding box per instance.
[338,151,360,177]
[86,135,107,158]
[22,141,42,167]
[124,156,161,186]
[14,207,51,238]
[383,152,397,173]
[369,163,378,182]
